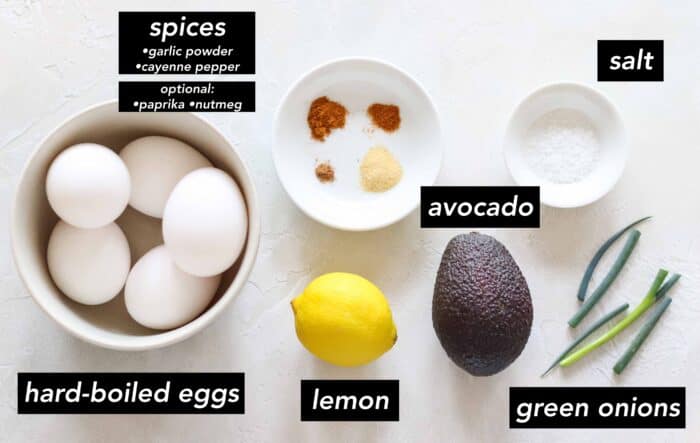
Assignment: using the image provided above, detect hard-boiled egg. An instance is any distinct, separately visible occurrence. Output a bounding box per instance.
[163,168,248,277]
[124,245,221,329]
[47,221,131,305]
[46,143,130,228]
[119,136,211,218]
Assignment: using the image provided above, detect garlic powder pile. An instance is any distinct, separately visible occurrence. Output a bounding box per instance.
[524,109,600,184]
[360,146,403,192]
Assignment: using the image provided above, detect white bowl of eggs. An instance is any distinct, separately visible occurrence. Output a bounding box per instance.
[11,100,260,350]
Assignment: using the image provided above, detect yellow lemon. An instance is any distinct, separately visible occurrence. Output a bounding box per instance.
[291,272,397,367]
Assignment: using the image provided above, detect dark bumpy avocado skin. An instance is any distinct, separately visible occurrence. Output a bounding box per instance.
[432,233,533,376]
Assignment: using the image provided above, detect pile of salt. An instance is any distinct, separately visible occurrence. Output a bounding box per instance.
[524,109,600,184]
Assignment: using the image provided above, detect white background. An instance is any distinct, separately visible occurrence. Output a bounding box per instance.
[1,1,699,442]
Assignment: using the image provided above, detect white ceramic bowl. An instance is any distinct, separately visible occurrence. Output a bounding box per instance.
[11,101,260,350]
[504,82,627,208]
[274,57,442,231]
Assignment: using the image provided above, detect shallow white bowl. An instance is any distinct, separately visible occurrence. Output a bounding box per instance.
[274,57,442,231]
[11,101,260,351]
[504,82,627,208]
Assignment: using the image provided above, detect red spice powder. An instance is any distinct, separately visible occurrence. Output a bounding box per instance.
[307,97,347,141]
[367,103,401,132]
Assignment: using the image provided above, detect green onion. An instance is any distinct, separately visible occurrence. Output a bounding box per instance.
[576,216,651,301]
[568,230,641,327]
[655,274,681,300]
[542,303,628,377]
[613,297,672,374]
[560,269,669,367]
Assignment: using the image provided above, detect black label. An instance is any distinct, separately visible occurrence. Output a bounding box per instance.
[119,12,254,74]
[301,380,399,421]
[420,186,540,228]
[119,81,254,112]
[510,387,684,428]
[597,40,663,81]
[18,373,244,414]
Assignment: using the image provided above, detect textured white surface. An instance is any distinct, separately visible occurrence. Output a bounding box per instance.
[1,1,699,442]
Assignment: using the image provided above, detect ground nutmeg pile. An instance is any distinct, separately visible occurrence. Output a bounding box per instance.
[314,161,335,183]
[307,96,348,141]
[367,103,401,132]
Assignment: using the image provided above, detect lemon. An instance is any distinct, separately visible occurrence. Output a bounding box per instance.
[291,272,397,367]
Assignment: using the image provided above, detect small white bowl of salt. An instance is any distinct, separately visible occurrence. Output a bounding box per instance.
[504,82,627,208]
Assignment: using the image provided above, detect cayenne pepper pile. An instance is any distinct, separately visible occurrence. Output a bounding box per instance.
[367,103,401,132]
[307,96,348,141]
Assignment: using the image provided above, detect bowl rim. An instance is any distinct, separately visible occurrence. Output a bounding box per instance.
[10,99,261,351]
[502,81,628,208]
[272,56,443,231]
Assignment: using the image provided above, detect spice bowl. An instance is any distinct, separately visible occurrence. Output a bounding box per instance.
[504,82,627,208]
[274,57,442,231]
[11,100,261,350]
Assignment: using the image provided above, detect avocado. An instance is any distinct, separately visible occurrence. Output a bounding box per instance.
[432,232,532,376]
